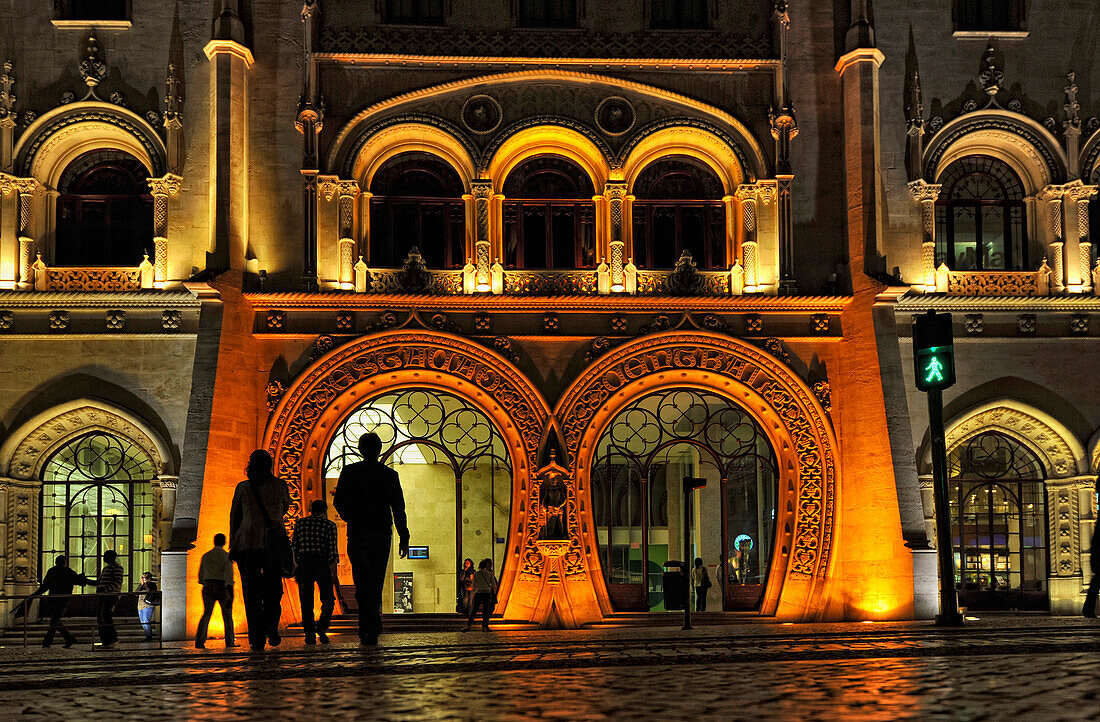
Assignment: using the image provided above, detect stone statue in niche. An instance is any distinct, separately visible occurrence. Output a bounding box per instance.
[537,454,569,541]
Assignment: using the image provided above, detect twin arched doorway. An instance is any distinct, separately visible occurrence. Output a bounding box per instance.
[265,329,838,625]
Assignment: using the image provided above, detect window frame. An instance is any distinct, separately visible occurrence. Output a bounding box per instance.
[515,0,580,29]
[953,0,1027,35]
[934,155,1028,273]
[648,0,710,30]
[381,0,447,26]
[53,0,131,24]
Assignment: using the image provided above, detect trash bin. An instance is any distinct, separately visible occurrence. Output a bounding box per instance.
[662,561,687,611]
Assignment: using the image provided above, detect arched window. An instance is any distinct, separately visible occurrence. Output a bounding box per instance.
[55,150,153,267]
[40,431,156,591]
[369,152,466,269]
[503,155,596,269]
[632,156,726,269]
[592,389,777,612]
[948,431,1047,611]
[934,155,1027,271]
[955,0,1025,32]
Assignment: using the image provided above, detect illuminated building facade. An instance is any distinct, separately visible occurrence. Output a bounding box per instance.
[0,0,1095,640]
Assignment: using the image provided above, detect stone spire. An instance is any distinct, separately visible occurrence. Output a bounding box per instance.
[212,0,245,45]
[845,0,875,52]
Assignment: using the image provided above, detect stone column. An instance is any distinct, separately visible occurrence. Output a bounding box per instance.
[907,180,941,289]
[203,36,253,274]
[147,174,182,288]
[1041,186,1067,291]
[471,181,494,292]
[321,178,360,290]
[1,477,40,588]
[1067,184,1096,293]
[13,178,37,290]
[735,183,776,291]
[604,181,628,293]
[1046,477,1092,614]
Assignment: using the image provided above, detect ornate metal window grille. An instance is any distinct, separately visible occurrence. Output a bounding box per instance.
[650,0,708,29]
[503,155,596,269]
[934,155,1028,271]
[384,0,445,25]
[948,431,1047,607]
[369,152,466,269]
[592,389,778,612]
[40,431,156,590]
[517,0,578,28]
[631,156,727,270]
[323,389,512,576]
[955,0,1025,32]
[55,150,154,267]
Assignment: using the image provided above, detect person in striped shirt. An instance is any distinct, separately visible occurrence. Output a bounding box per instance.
[95,550,125,649]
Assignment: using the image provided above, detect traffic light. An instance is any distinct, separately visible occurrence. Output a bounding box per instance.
[913,311,955,392]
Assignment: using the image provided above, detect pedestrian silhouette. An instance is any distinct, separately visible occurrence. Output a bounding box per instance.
[461,558,497,632]
[458,558,475,615]
[293,499,338,645]
[691,557,711,612]
[332,432,410,646]
[25,555,93,648]
[1084,522,1100,618]
[95,550,125,649]
[195,533,236,649]
[230,449,291,651]
[135,572,159,642]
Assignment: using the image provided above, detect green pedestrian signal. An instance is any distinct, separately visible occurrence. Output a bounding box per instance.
[913,312,955,392]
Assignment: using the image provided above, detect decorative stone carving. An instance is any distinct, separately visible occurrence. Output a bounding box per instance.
[266,311,285,330]
[947,406,1078,478]
[947,271,1040,296]
[609,314,627,333]
[79,32,107,100]
[105,310,125,331]
[543,312,560,333]
[42,267,141,292]
[745,314,764,334]
[309,334,335,362]
[978,43,1003,103]
[594,96,635,136]
[1047,478,1088,576]
[1070,314,1089,335]
[1017,314,1037,335]
[49,310,68,331]
[7,405,164,481]
[397,247,431,292]
[964,314,983,335]
[810,314,829,334]
[473,313,491,332]
[667,250,705,296]
[461,94,501,135]
[335,311,354,331]
[0,60,17,129]
[265,380,285,412]
[812,381,831,412]
[490,336,519,363]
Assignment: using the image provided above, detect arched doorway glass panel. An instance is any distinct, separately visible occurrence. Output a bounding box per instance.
[40,431,156,591]
[592,389,778,612]
[323,389,512,614]
[948,430,1048,610]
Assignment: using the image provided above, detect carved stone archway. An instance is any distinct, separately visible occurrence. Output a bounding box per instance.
[263,330,552,615]
[553,331,839,622]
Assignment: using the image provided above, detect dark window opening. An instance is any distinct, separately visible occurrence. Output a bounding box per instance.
[56,0,128,21]
[55,150,153,267]
[650,0,708,29]
[369,152,466,269]
[934,155,1027,272]
[503,155,596,269]
[955,0,1025,32]
[384,0,445,25]
[518,0,577,28]
[632,156,726,270]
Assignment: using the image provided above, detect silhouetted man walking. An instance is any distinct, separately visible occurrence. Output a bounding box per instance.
[293,499,338,645]
[333,432,410,645]
[28,555,93,648]
[96,550,125,649]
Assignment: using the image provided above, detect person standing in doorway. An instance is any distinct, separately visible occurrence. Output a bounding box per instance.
[26,556,93,648]
[1084,522,1100,617]
[96,550,125,649]
[135,572,159,642]
[691,557,711,613]
[461,558,498,632]
[230,450,291,652]
[293,499,338,645]
[332,432,410,646]
[195,533,236,649]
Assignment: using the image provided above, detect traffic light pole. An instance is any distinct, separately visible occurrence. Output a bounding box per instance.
[927,387,963,626]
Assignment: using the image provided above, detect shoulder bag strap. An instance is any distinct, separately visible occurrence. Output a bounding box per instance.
[247,480,280,540]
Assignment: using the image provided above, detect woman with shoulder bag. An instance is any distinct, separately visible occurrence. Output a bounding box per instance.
[229,450,292,652]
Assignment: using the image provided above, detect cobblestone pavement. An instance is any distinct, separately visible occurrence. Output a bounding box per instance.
[3,616,1100,720]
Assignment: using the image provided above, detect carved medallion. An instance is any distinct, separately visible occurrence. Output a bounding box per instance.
[461,94,502,135]
[595,96,635,136]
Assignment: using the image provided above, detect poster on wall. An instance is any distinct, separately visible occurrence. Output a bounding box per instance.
[393,572,413,613]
